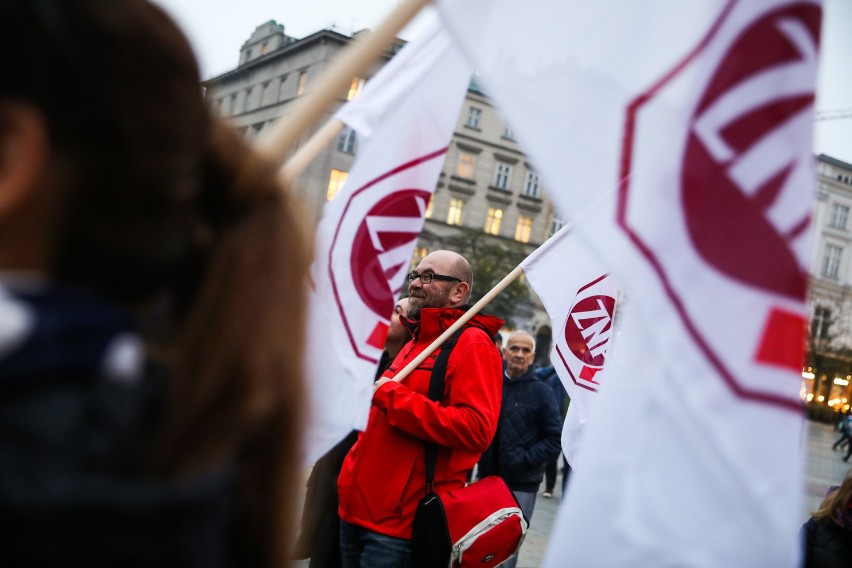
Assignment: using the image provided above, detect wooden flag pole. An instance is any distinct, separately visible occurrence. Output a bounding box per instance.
[256,0,431,165]
[391,266,524,383]
[279,119,345,185]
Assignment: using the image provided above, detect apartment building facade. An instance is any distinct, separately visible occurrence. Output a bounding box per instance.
[806,154,852,405]
[203,21,559,350]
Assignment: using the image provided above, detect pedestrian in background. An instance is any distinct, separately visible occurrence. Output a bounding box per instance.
[478,330,562,568]
[295,297,411,568]
[801,471,852,567]
[832,412,852,460]
[0,1,310,565]
[535,364,571,498]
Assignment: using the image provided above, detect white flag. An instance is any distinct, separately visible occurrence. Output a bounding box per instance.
[438,0,821,565]
[303,13,471,465]
[520,226,619,467]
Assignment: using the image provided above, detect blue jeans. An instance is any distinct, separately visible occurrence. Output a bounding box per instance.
[340,520,412,568]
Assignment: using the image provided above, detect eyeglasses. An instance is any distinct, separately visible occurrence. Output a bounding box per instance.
[407,271,461,284]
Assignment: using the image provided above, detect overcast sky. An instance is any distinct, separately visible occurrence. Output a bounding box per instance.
[154,0,851,164]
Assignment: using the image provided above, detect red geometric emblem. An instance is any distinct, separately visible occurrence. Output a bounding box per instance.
[328,149,445,363]
[681,4,818,298]
[351,190,432,319]
[555,275,617,393]
[618,1,819,411]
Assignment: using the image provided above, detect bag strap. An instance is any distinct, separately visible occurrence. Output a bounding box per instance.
[423,325,468,494]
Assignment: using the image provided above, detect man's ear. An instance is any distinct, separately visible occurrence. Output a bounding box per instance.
[452,281,471,306]
[0,103,50,221]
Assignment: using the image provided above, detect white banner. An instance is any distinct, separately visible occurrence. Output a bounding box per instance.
[520,226,619,467]
[303,14,471,465]
[438,0,821,565]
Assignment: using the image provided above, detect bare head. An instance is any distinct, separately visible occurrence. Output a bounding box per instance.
[503,330,536,378]
[406,250,472,319]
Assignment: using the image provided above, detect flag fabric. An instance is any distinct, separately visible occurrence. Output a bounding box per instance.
[303,13,471,465]
[438,0,821,565]
[519,226,619,467]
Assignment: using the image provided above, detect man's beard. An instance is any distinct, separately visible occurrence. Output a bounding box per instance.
[407,296,425,320]
[407,286,451,320]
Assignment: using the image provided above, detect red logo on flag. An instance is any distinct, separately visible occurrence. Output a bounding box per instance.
[682,4,817,299]
[351,190,431,318]
[327,151,444,363]
[555,275,617,392]
[618,1,819,410]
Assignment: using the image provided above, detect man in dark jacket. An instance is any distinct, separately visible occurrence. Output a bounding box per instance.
[294,297,410,568]
[534,365,571,497]
[478,330,562,568]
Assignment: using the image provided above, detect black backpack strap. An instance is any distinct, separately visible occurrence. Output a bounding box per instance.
[423,326,468,494]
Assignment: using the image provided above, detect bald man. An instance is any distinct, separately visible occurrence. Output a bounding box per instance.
[337,251,504,567]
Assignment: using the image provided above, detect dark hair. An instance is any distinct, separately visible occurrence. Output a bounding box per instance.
[813,470,852,526]
[0,1,309,565]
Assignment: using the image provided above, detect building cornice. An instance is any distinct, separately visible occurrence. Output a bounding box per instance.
[820,154,852,171]
[453,131,525,156]
[203,29,359,84]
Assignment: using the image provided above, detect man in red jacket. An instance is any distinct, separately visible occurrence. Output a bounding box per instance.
[337,250,504,568]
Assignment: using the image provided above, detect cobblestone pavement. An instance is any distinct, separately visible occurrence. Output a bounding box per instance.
[515,419,852,567]
[296,419,851,568]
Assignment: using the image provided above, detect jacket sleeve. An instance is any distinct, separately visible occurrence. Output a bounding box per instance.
[372,338,502,453]
[800,518,815,565]
[520,384,563,469]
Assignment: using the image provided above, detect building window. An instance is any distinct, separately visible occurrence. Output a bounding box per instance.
[337,127,357,154]
[515,215,533,243]
[503,126,514,140]
[410,247,428,269]
[261,82,271,106]
[327,169,348,201]
[456,152,476,179]
[523,172,541,198]
[297,71,308,96]
[493,162,513,190]
[822,244,842,279]
[229,94,237,115]
[465,107,482,129]
[830,203,849,230]
[260,41,269,55]
[347,77,365,101]
[424,196,433,219]
[484,208,503,235]
[278,76,289,100]
[245,88,255,111]
[812,306,832,339]
[447,198,464,226]
[550,215,565,236]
